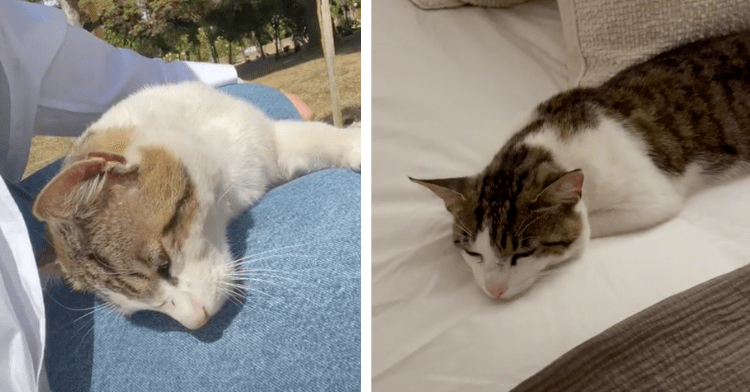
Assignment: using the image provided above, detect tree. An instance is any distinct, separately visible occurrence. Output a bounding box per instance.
[70,0,323,63]
[302,0,321,50]
[78,0,208,58]
[204,0,258,64]
[279,0,308,49]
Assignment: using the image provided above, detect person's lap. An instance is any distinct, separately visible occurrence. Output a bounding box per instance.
[9,84,361,391]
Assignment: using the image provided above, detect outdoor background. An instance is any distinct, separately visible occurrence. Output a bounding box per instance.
[23,0,362,177]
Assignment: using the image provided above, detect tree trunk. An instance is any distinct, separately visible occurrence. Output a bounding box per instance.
[207,33,219,63]
[254,34,266,59]
[241,39,249,62]
[228,42,233,64]
[273,18,281,57]
[318,0,343,126]
[194,42,202,62]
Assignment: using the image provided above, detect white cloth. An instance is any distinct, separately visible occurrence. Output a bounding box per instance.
[0,0,239,183]
[0,178,46,392]
[0,1,237,390]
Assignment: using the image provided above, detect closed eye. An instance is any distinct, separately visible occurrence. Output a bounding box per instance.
[155,248,176,284]
[511,249,537,266]
[464,250,484,263]
[541,241,573,247]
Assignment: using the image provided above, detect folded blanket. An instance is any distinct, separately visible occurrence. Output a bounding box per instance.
[558,0,750,86]
[512,263,750,391]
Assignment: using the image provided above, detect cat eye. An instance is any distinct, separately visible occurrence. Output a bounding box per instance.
[157,259,171,280]
[153,245,180,284]
[511,249,536,266]
[464,250,484,263]
[541,241,573,247]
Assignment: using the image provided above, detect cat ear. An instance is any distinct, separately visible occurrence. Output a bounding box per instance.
[533,169,584,208]
[409,176,471,211]
[32,153,135,221]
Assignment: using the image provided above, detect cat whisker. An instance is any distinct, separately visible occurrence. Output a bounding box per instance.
[454,216,473,236]
[514,213,536,237]
[66,308,99,329]
[242,285,278,299]
[515,212,544,240]
[244,278,290,288]
[217,285,247,306]
[235,241,316,259]
[216,184,236,205]
[46,294,105,312]
[242,268,307,277]
[230,253,307,266]
[73,306,121,351]
[217,278,248,288]
[73,323,95,352]
[247,273,307,286]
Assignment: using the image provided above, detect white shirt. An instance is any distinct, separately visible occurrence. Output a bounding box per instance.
[0,1,239,390]
[0,0,239,183]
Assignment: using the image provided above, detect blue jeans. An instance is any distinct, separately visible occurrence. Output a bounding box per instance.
[8,84,361,391]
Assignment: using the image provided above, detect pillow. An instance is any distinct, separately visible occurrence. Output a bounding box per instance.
[409,0,532,11]
[557,0,750,87]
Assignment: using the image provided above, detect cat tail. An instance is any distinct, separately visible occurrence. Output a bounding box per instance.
[271,120,361,181]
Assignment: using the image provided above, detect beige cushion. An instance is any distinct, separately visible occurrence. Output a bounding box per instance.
[409,0,531,10]
[558,0,750,87]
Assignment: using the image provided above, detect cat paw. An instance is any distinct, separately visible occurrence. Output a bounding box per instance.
[346,146,361,171]
[344,125,361,171]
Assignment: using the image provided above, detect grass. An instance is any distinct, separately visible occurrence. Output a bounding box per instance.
[23,33,361,179]
[238,31,361,124]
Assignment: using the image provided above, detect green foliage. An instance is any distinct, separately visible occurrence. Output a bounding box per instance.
[332,0,360,36]
[76,0,318,63]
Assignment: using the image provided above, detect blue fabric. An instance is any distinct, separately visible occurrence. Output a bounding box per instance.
[220,83,302,120]
[10,84,361,391]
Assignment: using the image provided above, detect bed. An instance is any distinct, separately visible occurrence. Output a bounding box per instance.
[371,0,750,390]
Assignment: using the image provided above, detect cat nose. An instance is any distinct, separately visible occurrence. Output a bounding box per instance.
[487,285,507,298]
[188,298,209,329]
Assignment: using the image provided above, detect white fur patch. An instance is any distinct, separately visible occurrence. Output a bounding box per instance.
[523,117,686,237]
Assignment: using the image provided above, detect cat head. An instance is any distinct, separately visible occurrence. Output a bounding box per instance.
[33,144,233,330]
[411,146,590,299]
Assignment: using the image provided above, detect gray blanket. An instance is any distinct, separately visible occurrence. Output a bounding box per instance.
[512,263,750,391]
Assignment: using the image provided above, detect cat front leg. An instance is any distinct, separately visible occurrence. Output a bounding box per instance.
[271,120,361,181]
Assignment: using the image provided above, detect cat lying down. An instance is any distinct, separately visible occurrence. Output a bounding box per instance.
[413,31,750,300]
[33,82,361,329]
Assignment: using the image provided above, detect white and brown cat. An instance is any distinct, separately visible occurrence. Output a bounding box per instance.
[34,82,360,329]
[413,32,750,300]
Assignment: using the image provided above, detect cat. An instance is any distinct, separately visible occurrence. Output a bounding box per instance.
[33,82,361,329]
[412,31,750,300]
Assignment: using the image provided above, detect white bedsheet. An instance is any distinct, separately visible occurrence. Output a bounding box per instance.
[371,0,750,390]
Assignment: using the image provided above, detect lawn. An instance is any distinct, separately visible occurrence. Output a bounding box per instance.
[24,33,361,178]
